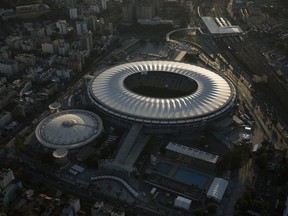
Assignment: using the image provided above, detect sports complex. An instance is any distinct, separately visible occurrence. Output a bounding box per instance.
[87,61,237,131]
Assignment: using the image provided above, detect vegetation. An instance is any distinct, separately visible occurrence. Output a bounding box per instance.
[83,154,99,169]
[217,145,251,172]
[235,187,268,216]
[0,203,9,213]
[38,152,55,165]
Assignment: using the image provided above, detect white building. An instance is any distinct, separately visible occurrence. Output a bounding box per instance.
[69,8,78,19]
[207,177,229,203]
[0,58,19,76]
[76,21,88,35]
[56,20,68,34]
[174,196,192,210]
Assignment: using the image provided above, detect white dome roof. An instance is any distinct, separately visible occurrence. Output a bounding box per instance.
[36,109,103,149]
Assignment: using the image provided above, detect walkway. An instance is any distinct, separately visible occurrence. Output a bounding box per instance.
[91,175,139,198]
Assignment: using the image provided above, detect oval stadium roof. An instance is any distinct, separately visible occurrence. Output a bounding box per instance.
[88,61,236,125]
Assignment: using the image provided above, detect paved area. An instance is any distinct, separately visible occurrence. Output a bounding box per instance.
[217,171,246,216]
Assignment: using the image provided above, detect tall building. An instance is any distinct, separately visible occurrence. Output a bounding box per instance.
[0,58,19,76]
[70,0,77,7]
[102,0,108,10]
[84,16,98,32]
[99,18,105,34]
[80,31,93,50]
[76,21,88,36]
[69,8,78,19]
[122,0,135,23]
[136,0,155,20]
[56,20,68,34]
[0,169,15,189]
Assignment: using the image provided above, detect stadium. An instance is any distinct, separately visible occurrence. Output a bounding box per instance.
[35,109,103,149]
[87,61,237,132]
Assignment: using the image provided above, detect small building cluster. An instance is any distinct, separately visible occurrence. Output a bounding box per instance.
[0,169,22,204]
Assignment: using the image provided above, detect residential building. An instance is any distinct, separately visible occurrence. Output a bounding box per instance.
[15,54,36,67]
[0,111,12,128]
[0,90,17,110]
[41,42,55,54]
[69,8,78,19]
[0,58,19,76]
[0,179,22,204]
[70,0,77,7]
[122,0,135,23]
[0,77,6,95]
[84,16,98,32]
[108,22,113,34]
[56,20,68,34]
[76,21,88,36]
[0,169,14,189]
[136,0,155,20]
[80,31,93,50]
[56,68,72,80]
[102,0,108,10]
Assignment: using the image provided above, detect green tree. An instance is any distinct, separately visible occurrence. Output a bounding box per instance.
[207,202,217,214]
[0,203,9,213]
[39,152,54,165]
[237,199,249,212]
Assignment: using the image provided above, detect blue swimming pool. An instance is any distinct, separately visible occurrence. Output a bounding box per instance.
[174,168,208,187]
[155,162,173,175]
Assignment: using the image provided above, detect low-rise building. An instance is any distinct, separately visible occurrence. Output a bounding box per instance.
[0,111,12,129]
[15,53,36,67]
[0,58,19,76]
[0,169,22,205]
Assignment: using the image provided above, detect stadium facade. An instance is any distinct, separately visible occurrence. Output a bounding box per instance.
[87,61,237,132]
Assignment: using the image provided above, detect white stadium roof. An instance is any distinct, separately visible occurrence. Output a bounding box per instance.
[207,177,229,203]
[201,17,243,35]
[35,109,103,149]
[88,61,236,125]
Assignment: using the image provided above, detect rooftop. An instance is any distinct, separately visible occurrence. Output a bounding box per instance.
[35,109,103,149]
[201,17,243,35]
[165,142,219,163]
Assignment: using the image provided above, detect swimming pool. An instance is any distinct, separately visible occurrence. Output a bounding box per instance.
[155,162,173,175]
[174,168,208,187]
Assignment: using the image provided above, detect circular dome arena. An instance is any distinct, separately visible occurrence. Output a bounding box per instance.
[88,61,236,127]
[35,109,103,149]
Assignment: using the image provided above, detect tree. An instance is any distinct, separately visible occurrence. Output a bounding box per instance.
[39,152,54,165]
[207,202,217,214]
[0,203,9,213]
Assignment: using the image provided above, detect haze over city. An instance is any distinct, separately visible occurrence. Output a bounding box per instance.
[0,0,287,215]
